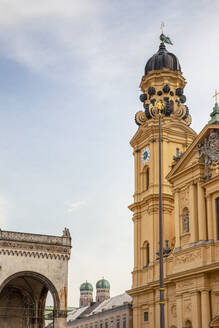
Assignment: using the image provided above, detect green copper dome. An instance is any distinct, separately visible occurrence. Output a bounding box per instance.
[209,102,219,124]
[96,278,110,289]
[80,281,93,292]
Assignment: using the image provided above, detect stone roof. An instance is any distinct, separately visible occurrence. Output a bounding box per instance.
[65,293,132,327]
[145,42,181,75]
[67,306,88,321]
[66,293,132,326]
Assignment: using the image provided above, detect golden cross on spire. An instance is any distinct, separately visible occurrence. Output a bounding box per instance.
[213,89,219,103]
[161,22,165,34]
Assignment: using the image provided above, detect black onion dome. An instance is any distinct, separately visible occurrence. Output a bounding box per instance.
[145,43,181,75]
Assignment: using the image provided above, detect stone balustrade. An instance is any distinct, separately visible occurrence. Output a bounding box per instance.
[0,228,71,247]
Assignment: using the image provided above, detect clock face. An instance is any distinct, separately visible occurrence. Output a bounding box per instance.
[142,147,150,164]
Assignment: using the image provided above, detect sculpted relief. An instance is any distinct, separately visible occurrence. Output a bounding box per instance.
[175,250,201,265]
[196,129,219,180]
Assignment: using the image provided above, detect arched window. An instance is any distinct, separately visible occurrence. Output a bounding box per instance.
[182,207,189,233]
[146,167,149,190]
[146,243,149,266]
[216,197,219,240]
[185,320,192,328]
[143,241,150,267]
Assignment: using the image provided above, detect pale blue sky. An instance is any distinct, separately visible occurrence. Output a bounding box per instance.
[0,0,219,306]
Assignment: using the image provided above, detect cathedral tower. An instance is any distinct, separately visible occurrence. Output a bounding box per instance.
[79,281,93,308]
[96,278,110,303]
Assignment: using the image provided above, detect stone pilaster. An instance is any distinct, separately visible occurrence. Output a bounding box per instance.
[191,292,201,328]
[174,189,180,249]
[207,195,214,241]
[189,183,198,243]
[201,290,210,328]
[176,294,183,328]
[197,182,207,241]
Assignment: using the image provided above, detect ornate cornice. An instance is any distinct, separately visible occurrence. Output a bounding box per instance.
[131,117,196,149]
[0,240,71,260]
[129,193,174,213]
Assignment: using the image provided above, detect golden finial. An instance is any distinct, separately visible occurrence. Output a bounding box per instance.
[213,89,219,104]
[161,22,165,34]
[156,100,165,114]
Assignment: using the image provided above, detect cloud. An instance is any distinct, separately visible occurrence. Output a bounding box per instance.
[67,201,85,212]
[0,0,98,27]
[0,0,102,72]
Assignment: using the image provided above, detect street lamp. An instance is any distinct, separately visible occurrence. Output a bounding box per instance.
[157,101,165,328]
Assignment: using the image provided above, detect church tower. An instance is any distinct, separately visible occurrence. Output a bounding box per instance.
[96,278,110,303]
[127,37,196,327]
[130,38,197,281]
[79,281,93,308]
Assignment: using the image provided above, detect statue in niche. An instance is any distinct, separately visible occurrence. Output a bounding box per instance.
[183,208,189,233]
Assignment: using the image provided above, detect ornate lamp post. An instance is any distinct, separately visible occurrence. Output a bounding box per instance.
[157,101,165,328]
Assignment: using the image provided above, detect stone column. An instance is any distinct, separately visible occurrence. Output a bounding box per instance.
[176,294,183,328]
[201,290,210,328]
[33,319,39,328]
[191,291,201,328]
[207,195,214,241]
[189,183,198,243]
[197,182,207,241]
[174,190,180,250]
[54,310,67,328]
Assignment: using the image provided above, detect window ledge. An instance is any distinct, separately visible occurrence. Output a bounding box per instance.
[143,265,149,269]
[181,232,190,237]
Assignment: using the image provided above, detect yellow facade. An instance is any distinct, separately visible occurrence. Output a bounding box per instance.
[127,42,219,327]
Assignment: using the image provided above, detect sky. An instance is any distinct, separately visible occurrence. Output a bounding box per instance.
[0,0,219,307]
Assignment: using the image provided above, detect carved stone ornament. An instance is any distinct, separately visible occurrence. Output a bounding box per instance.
[178,280,194,289]
[175,249,201,265]
[184,300,192,313]
[171,304,177,318]
[195,129,219,180]
[135,111,147,126]
[183,211,189,233]
[0,229,71,246]
[136,85,192,126]
[179,187,189,211]
[0,240,71,260]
